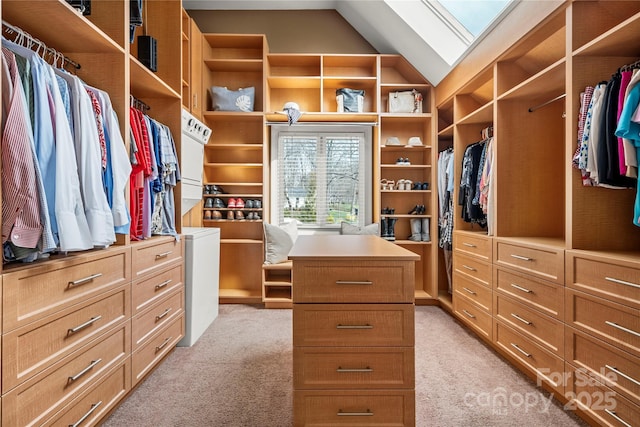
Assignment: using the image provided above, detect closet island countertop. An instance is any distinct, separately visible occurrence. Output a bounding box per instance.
[288,235,420,261]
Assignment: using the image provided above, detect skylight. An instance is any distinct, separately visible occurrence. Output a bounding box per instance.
[440,0,511,36]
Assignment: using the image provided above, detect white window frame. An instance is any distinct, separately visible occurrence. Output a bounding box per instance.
[269,124,373,230]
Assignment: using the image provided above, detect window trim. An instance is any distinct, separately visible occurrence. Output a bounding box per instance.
[269,124,374,230]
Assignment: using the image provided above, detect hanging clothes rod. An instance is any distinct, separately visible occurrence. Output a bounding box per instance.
[528,93,566,113]
[2,20,81,70]
[130,95,151,111]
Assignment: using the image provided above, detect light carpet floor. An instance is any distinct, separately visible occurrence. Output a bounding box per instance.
[102,304,589,427]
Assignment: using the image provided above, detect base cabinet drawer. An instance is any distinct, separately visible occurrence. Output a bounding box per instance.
[43,360,130,427]
[494,321,565,394]
[494,240,564,284]
[294,389,415,426]
[132,237,183,281]
[132,262,184,315]
[565,363,640,427]
[2,285,130,393]
[294,347,414,389]
[565,289,640,358]
[453,296,492,341]
[293,304,414,347]
[453,252,491,287]
[453,231,492,261]
[566,327,640,406]
[453,272,492,312]
[132,287,184,350]
[2,322,130,426]
[493,293,563,356]
[292,260,414,303]
[132,314,184,386]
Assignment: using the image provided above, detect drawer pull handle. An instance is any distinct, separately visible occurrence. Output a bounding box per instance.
[511,313,532,325]
[67,315,102,335]
[462,287,476,295]
[155,336,172,353]
[68,358,102,383]
[605,321,640,338]
[337,367,373,373]
[604,409,632,427]
[69,401,102,427]
[155,251,173,259]
[335,280,373,285]
[510,283,533,294]
[510,342,532,358]
[463,242,477,247]
[510,254,533,261]
[337,409,373,416]
[605,364,640,387]
[68,273,103,288]
[462,309,475,319]
[605,276,640,289]
[155,279,172,290]
[336,324,373,329]
[156,308,172,321]
[462,264,477,271]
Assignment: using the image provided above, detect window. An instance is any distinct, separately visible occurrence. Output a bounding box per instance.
[270,125,373,230]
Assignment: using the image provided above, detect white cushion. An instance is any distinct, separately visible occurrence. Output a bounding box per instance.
[263,221,298,264]
[340,222,379,236]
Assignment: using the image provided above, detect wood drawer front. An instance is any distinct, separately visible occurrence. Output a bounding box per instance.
[565,364,640,427]
[493,322,565,394]
[453,296,492,341]
[566,289,640,358]
[453,252,491,287]
[2,247,130,332]
[493,266,564,320]
[131,237,183,281]
[132,314,184,386]
[453,231,492,261]
[494,240,564,284]
[293,304,414,347]
[132,287,185,350]
[567,251,640,310]
[292,260,414,303]
[493,293,563,356]
[294,347,414,390]
[294,389,415,427]
[453,272,492,312]
[2,323,130,427]
[566,327,640,405]
[42,360,130,427]
[132,262,184,315]
[2,285,130,393]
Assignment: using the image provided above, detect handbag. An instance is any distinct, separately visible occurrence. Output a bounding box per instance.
[336,88,364,113]
[388,89,423,113]
[210,86,255,112]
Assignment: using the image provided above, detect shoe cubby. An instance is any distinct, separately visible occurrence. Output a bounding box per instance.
[262,262,293,309]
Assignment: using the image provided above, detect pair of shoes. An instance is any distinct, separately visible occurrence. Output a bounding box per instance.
[412,182,429,190]
[380,207,397,241]
[408,218,431,241]
[395,179,413,190]
[245,199,262,209]
[203,184,225,194]
[212,198,226,208]
[204,210,212,220]
[381,179,396,190]
[247,212,262,220]
[228,198,245,208]
[204,198,214,208]
[408,204,426,215]
[212,210,222,220]
[396,157,410,165]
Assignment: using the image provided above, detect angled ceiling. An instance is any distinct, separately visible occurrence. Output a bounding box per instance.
[182,0,513,85]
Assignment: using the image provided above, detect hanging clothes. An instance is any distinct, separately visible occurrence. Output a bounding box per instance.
[437,147,454,293]
[459,140,488,228]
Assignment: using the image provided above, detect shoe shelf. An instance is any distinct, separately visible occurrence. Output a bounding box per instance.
[262,261,293,309]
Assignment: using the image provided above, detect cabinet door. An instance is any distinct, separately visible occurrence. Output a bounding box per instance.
[190,19,203,119]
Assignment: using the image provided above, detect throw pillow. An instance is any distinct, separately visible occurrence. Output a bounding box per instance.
[340,222,379,236]
[210,86,255,112]
[263,221,298,264]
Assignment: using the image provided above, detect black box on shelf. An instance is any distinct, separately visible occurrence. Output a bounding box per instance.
[138,35,158,72]
[65,0,91,15]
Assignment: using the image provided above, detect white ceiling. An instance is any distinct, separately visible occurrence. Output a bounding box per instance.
[182,0,491,85]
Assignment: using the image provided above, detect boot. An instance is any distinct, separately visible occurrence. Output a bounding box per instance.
[380,216,389,239]
[409,218,422,241]
[421,217,430,242]
[386,218,397,241]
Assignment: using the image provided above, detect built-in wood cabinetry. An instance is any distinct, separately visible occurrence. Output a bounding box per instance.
[437,2,640,424]
[1,1,186,424]
[290,235,418,426]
